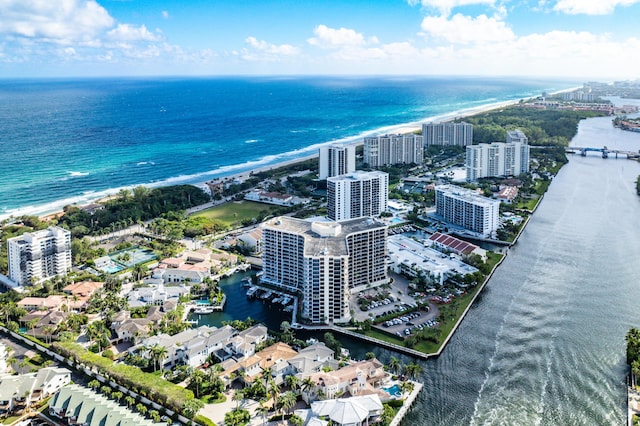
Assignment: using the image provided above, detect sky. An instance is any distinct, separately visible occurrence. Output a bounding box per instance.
[0,0,639,79]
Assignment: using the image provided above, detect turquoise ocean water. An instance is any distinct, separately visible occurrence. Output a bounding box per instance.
[0,76,577,219]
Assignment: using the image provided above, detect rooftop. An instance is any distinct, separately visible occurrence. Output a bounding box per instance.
[262,216,387,258]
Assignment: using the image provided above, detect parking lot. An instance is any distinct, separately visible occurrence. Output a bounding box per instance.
[349,272,440,339]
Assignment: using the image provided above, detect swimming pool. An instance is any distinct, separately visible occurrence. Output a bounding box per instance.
[383,384,402,397]
[390,217,404,224]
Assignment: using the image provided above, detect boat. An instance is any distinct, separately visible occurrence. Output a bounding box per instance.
[241,277,252,287]
[194,305,214,314]
[272,296,282,304]
[246,287,258,298]
[283,305,294,312]
[281,296,291,305]
[261,290,273,300]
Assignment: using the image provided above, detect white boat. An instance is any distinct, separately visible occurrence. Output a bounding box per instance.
[194,305,214,314]
[246,287,258,298]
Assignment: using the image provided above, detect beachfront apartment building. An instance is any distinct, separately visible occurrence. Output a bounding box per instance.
[435,185,500,238]
[7,226,72,287]
[327,171,389,222]
[261,217,389,324]
[422,122,473,146]
[465,141,530,181]
[319,144,356,179]
[363,133,424,167]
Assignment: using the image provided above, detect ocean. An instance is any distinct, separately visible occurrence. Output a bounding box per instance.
[0,76,577,220]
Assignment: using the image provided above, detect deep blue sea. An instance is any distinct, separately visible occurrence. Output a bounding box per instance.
[0,76,578,219]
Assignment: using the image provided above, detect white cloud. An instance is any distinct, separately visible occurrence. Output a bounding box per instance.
[307,25,375,48]
[0,0,114,43]
[107,24,162,42]
[553,0,640,15]
[162,10,169,19]
[408,0,497,15]
[421,13,515,44]
[241,36,300,61]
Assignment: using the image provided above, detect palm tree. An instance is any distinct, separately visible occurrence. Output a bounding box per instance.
[301,377,315,399]
[124,395,135,408]
[232,389,245,410]
[400,381,414,395]
[403,362,423,380]
[27,318,39,337]
[280,391,297,422]
[389,356,401,375]
[132,263,148,282]
[42,325,55,344]
[254,400,268,426]
[188,369,206,398]
[285,374,300,394]
[268,379,281,411]
[148,344,168,372]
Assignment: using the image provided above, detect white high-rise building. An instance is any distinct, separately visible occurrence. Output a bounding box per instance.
[435,185,500,238]
[8,226,72,286]
[261,217,388,324]
[465,141,530,181]
[363,134,424,167]
[327,171,389,221]
[506,129,529,144]
[319,144,356,180]
[422,122,473,146]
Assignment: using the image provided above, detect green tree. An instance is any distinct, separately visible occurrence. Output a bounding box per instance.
[280,391,297,422]
[224,407,250,426]
[182,398,204,419]
[389,357,401,375]
[188,369,206,398]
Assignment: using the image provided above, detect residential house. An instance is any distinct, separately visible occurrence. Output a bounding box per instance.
[49,384,163,426]
[222,342,298,385]
[227,324,268,359]
[18,295,69,312]
[62,281,103,310]
[20,310,69,340]
[126,283,191,308]
[136,325,238,369]
[302,359,387,403]
[111,307,165,343]
[0,367,70,416]
[299,395,383,426]
[237,228,263,255]
[288,342,338,377]
[493,185,519,204]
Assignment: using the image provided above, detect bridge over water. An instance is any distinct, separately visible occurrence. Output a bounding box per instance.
[566,146,640,159]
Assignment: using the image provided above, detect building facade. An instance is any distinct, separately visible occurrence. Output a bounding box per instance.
[319,144,356,179]
[261,217,389,324]
[435,185,500,237]
[506,129,529,144]
[7,226,72,286]
[422,122,473,146]
[363,134,424,167]
[465,141,530,181]
[327,171,389,221]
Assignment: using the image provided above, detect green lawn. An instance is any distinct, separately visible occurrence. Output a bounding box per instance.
[193,201,283,227]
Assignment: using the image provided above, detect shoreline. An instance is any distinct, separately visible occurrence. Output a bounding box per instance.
[0,85,579,222]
